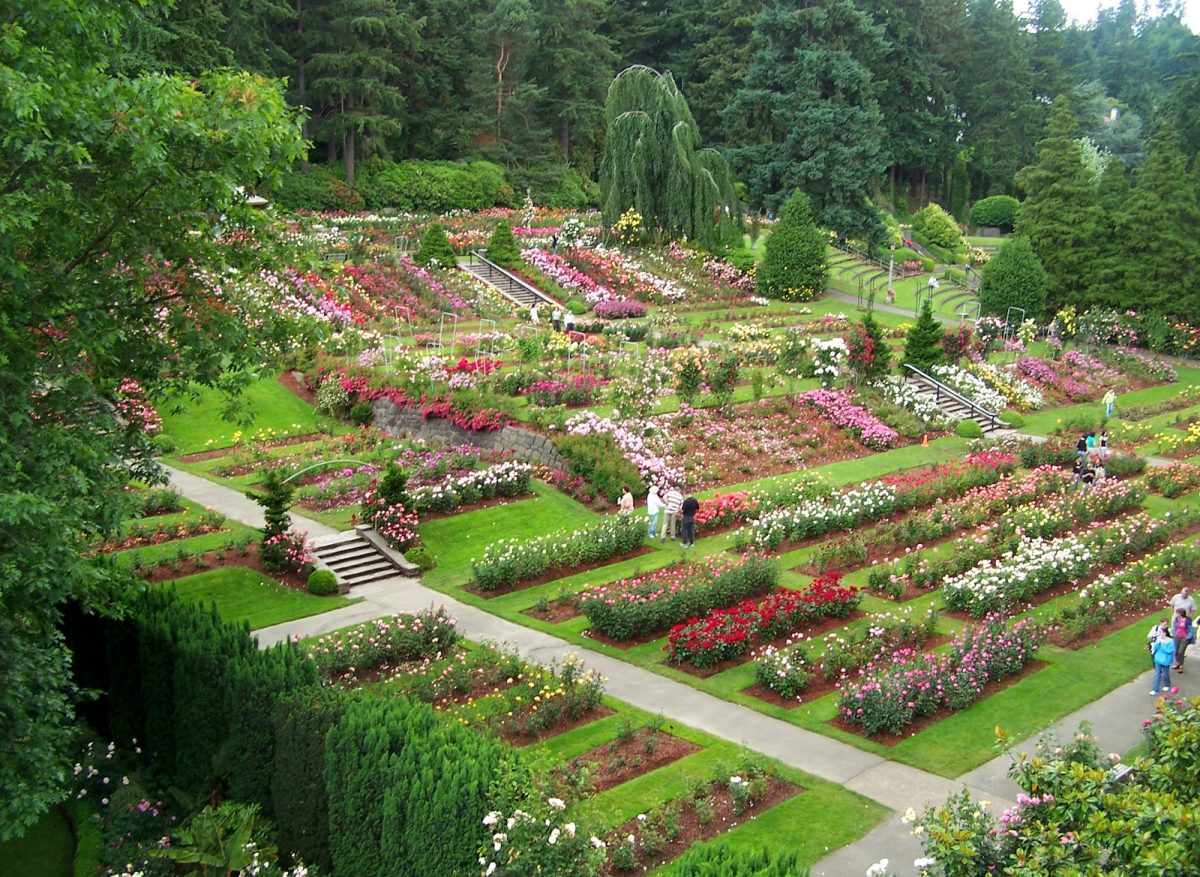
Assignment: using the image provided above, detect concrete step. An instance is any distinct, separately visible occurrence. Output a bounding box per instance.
[312,531,409,589]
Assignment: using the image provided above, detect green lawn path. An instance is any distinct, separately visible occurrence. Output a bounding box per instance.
[164,567,358,630]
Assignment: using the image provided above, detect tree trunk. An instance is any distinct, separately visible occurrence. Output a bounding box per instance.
[326,135,337,165]
[296,0,307,172]
[560,116,570,158]
[344,94,357,187]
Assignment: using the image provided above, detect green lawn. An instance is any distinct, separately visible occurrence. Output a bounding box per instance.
[0,807,73,877]
[164,567,357,629]
[1019,365,1200,436]
[161,376,340,454]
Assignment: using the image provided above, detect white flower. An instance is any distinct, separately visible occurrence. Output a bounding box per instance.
[547,797,566,810]
[865,859,890,877]
[590,836,606,849]
[482,811,500,826]
[548,828,560,845]
[902,807,917,824]
[486,863,497,876]
[637,813,647,822]
[564,822,576,837]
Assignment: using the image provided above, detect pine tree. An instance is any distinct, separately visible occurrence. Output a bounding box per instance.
[978,236,1048,321]
[1121,121,1200,318]
[1089,158,1134,307]
[1014,97,1104,312]
[756,190,828,301]
[901,300,945,372]
[486,220,522,268]
[414,223,458,269]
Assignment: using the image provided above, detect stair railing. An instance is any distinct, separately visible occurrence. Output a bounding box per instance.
[902,364,999,431]
[467,251,559,307]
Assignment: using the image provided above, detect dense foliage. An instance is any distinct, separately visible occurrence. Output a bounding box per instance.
[979,236,1049,321]
[756,190,828,301]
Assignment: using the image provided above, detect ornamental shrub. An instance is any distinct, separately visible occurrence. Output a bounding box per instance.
[911,203,962,250]
[757,190,827,301]
[847,312,890,381]
[663,841,803,876]
[414,222,458,269]
[307,569,337,596]
[348,401,374,426]
[901,300,946,372]
[970,194,1020,231]
[979,236,1047,321]
[1000,410,1025,428]
[955,419,984,438]
[486,220,522,268]
[273,164,364,211]
[553,432,645,502]
[405,546,435,572]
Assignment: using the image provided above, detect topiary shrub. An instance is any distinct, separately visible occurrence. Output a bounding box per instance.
[970,195,1020,231]
[414,222,458,269]
[486,221,521,268]
[757,189,827,301]
[1000,410,1025,428]
[405,546,435,572]
[901,300,945,372]
[955,420,984,438]
[912,203,962,251]
[979,236,1047,321]
[348,402,374,426]
[307,569,338,596]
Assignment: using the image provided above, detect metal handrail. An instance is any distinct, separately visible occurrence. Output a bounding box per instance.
[468,251,559,306]
[902,364,999,431]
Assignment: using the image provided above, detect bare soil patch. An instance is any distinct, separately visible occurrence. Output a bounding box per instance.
[563,729,703,795]
[175,432,325,464]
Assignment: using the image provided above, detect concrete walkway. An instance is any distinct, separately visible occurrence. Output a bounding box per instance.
[165,465,1176,877]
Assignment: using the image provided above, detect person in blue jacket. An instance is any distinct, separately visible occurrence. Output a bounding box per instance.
[1151,623,1176,695]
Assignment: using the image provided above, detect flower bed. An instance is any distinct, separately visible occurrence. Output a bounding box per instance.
[930,365,1007,413]
[964,361,1045,410]
[794,389,899,449]
[523,374,606,407]
[838,615,1043,735]
[303,607,459,680]
[408,462,533,513]
[594,298,648,319]
[578,553,779,641]
[1146,463,1200,498]
[472,513,647,591]
[664,573,860,668]
[754,607,939,701]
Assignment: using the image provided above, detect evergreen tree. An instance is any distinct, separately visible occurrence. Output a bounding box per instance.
[469,0,548,166]
[414,223,458,268]
[599,66,740,248]
[1089,157,1134,307]
[724,0,888,243]
[756,190,828,301]
[978,236,1048,321]
[1121,121,1200,318]
[1013,97,1105,311]
[486,221,522,268]
[669,0,758,145]
[848,311,890,381]
[902,300,946,371]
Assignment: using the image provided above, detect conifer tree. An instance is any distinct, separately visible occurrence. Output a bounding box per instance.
[757,190,828,301]
[848,311,890,381]
[486,220,522,268]
[414,222,458,269]
[901,299,945,372]
[978,236,1048,321]
[1089,158,1134,307]
[1014,97,1104,311]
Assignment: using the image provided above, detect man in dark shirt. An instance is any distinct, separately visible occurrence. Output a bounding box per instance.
[680,494,700,548]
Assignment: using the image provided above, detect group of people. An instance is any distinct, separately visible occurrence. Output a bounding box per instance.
[619,484,701,548]
[1073,429,1109,490]
[1149,586,1196,695]
[528,302,576,333]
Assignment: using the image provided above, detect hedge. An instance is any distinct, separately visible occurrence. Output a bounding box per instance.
[970,195,1020,231]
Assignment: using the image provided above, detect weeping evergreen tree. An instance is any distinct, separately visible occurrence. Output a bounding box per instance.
[600,65,741,249]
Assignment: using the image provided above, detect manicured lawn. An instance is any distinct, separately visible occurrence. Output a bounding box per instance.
[1019,365,1200,436]
[0,807,73,877]
[164,567,357,629]
[161,376,339,453]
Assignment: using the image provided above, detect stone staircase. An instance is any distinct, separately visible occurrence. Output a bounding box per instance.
[903,365,1002,433]
[462,252,560,309]
[312,528,417,588]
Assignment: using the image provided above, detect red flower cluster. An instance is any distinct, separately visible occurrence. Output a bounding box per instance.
[446,357,501,375]
[420,399,510,432]
[693,491,757,529]
[665,573,860,669]
[880,451,1017,505]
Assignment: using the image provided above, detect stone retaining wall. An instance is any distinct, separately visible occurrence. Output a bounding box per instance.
[372,399,566,471]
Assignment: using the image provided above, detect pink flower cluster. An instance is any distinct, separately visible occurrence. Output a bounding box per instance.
[566,411,682,486]
[794,389,898,449]
[523,248,614,303]
[114,378,163,435]
[593,298,648,319]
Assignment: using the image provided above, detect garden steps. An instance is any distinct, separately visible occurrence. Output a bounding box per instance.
[903,372,1002,433]
[312,529,415,587]
[462,251,561,309]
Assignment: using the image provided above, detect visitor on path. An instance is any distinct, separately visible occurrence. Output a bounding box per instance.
[551,307,562,332]
[646,485,663,538]
[529,303,539,324]
[1171,586,1196,618]
[1076,434,1088,458]
[680,494,700,548]
[1072,455,1084,485]
[1081,460,1096,491]
[1099,428,1109,459]
[1151,624,1176,695]
[564,310,576,332]
[660,485,684,542]
[1086,430,1096,454]
[1093,456,1106,484]
[1103,388,1117,418]
[1171,607,1193,671]
[1149,619,1166,667]
[618,485,634,516]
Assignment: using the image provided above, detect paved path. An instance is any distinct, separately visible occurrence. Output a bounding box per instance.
[165,464,1176,877]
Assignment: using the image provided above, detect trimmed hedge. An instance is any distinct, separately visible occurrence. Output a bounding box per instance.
[970,195,1020,231]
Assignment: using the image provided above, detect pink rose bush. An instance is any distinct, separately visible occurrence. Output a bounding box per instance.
[794,389,899,449]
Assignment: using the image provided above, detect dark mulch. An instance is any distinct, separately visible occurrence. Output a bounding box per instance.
[175,431,325,464]
[603,777,803,874]
[522,597,582,624]
[137,542,312,592]
[99,524,228,554]
[464,546,657,599]
[501,706,616,747]
[564,729,703,795]
[277,370,317,404]
[826,659,1048,746]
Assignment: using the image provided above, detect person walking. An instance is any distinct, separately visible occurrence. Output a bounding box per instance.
[1099,428,1109,460]
[660,484,684,542]
[1170,607,1194,671]
[617,485,634,516]
[1171,586,1196,619]
[1076,433,1088,459]
[1072,455,1084,486]
[1149,618,1166,668]
[680,494,700,548]
[1093,455,1106,484]
[1086,430,1096,455]
[529,302,539,324]
[1151,623,1176,695]
[551,307,562,332]
[1081,459,1096,491]
[564,310,576,333]
[1103,388,1117,418]
[646,485,663,538]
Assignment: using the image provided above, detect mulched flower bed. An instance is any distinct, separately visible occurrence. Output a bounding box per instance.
[562,728,703,795]
[175,432,326,464]
[603,777,803,875]
[463,545,657,599]
[278,369,317,404]
[501,706,616,747]
[136,543,312,592]
[825,659,1047,746]
[98,523,228,553]
[522,597,582,624]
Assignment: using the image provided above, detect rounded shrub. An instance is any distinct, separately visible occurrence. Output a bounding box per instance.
[970,195,1020,231]
[348,402,374,426]
[978,236,1047,321]
[1000,410,1025,428]
[758,190,827,301]
[307,569,338,596]
[912,203,962,251]
[955,420,984,439]
[405,546,435,572]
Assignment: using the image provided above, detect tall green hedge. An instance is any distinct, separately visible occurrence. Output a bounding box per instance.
[970,195,1020,231]
[979,236,1047,321]
[758,190,828,301]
